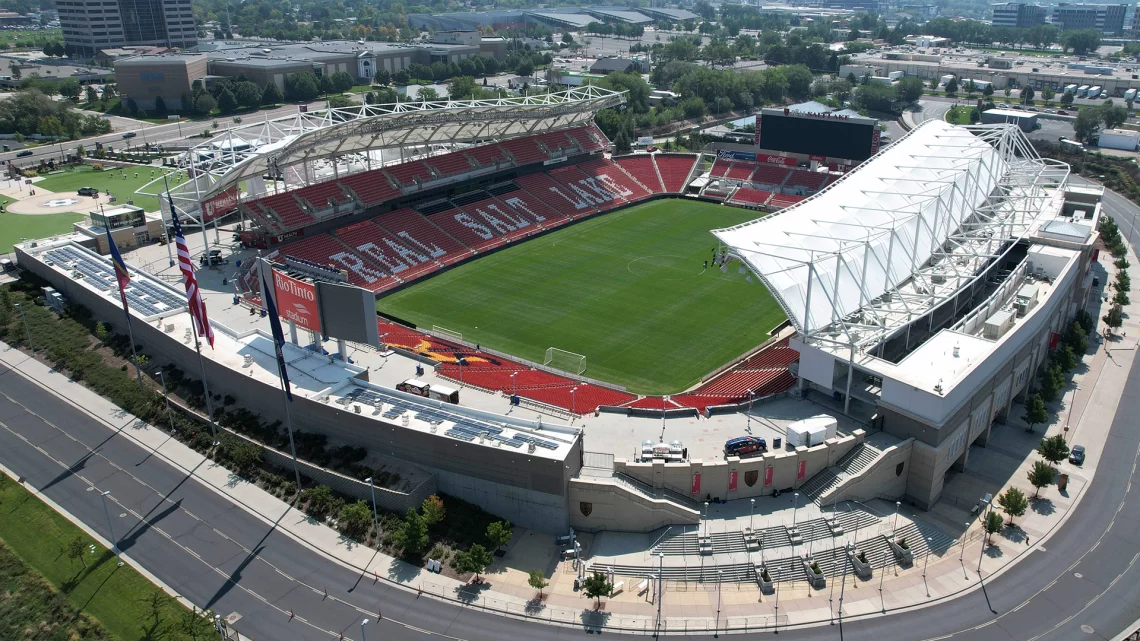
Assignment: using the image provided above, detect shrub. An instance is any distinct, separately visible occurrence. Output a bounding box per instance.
[898,538,909,550]
[810,561,821,574]
[302,485,335,520]
[337,500,373,540]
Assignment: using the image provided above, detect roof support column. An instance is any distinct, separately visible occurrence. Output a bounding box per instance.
[803,262,815,336]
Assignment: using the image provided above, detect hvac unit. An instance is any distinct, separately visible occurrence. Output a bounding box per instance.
[984,309,1016,339]
[1015,284,1040,317]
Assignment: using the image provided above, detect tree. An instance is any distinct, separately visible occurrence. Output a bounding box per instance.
[1063,29,1101,55]
[896,76,925,104]
[1038,434,1070,465]
[421,495,445,526]
[285,72,320,102]
[1115,290,1131,306]
[1061,92,1074,106]
[963,79,977,97]
[486,520,512,552]
[234,81,262,108]
[983,84,994,97]
[194,93,217,116]
[528,569,549,597]
[1074,107,1101,143]
[126,97,139,114]
[985,510,1004,543]
[84,85,98,104]
[337,500,373,539]
[997,487,1029,525]
[853,83,898,113]
[393,69,410,85]
[302,484,335,519]
[455,543,494,581]
[330,71,354,93]
[1028,461,1057,498]
[1102,103,1129,130]
[1022,393,1047,433]
[394,508,429,556]
[179,607,215,641]
[374,69,391,86]
[448,76,481,100]
[1105,304,1124,331]
[515,59,535,78]
[582,571,613,609]
[945,77,958,95]
[614,130,631,154]
[66,536,87,568]
[262,82,284,105]
[1021,86,1035,104]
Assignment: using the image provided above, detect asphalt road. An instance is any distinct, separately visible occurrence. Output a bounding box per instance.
[2,183,1140,640]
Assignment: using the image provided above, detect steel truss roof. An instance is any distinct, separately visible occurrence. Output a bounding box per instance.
[713,120,1069,354]
[166,86,626,219]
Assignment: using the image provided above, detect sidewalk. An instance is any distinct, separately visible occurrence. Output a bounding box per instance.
[0,253,1135,634]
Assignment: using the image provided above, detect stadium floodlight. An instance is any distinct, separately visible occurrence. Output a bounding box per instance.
[545,347,587,375]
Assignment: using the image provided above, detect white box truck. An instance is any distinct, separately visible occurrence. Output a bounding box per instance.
[785,415,839,448]
[1064,84,1079,95]
[1078,85,1090,97]
[1088,86,1102,99]
[1126,88,1138,101]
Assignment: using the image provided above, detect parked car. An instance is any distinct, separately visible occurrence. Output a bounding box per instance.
[122,131,137,138]
[725,436,767,458]
[1027,107,1039,111]
[1069,445,1086,465]
[15,150,32,157]
[1058,110,1069,115]
[77,187,98,196]
[1045,109,1056,114]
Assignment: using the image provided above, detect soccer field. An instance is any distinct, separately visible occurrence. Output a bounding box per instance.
[378,200,787,395]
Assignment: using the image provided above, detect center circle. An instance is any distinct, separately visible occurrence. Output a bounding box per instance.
[627,255,705,281]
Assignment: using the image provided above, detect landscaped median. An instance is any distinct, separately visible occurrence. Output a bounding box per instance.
[0,471,216,641]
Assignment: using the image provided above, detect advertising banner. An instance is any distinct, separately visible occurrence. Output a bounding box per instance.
[202,186,241,222]
[809,154,826,162]
[760,155,796,166]
[716,149,757,162]
[729,470,738,491]
[754,118,761,146]
[272,269,321,332]
[797,460,807,481]
[870,128,882,156]
[691,473,701,495]
[764,466,773,487]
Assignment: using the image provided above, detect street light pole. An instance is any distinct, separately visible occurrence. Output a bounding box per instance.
[365,477,379,541]
[839,543,851,617]
[773,567,780,633]
[923,536,934,596]
[978,495,993,576]
[893,501,901,536]
[715,569,723,637]
[750,498,755,532]
[156,370,175,433]
[100,490,123,566]
[1064,385,1080,440]
[792,492,800,531]
[656,552,664,634]
[14,303,31,351]
[360,618,369,641]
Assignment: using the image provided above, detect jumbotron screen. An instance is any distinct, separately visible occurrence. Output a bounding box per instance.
[758,112,878,161]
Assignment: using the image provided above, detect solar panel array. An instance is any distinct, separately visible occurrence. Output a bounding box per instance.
[343,387,560,450]
[44,246,187,317]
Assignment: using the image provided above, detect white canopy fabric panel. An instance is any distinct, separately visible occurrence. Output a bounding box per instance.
[713,120,1006,334]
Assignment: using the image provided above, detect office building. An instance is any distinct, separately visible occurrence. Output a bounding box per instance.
[1050,3,1128,34]
[992,2,1048,28]
[59,0,197,59]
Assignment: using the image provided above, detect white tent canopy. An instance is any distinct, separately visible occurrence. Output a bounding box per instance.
[713,120,1061,340]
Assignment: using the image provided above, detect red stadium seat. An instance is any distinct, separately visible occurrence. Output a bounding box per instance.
[386,160,434,188]
[654,155,698,193]
[614,155,665,193]
[495,186,570,229]
[425,151,475,177]
[576,158,653,202]
[516,172,599,220]
[428,205,509,252]
[750,164,791,187]
[338,170,400,207]
[548,165,626,213]
[278,234,396,292]
[254,192,315,230]
[729,187,772,207]
[333,220,440,283]
[499,137,548,165]
[465,143,511,168]
[786,169,830,190]
[769,194,806,209]
[296,181,350,212]
[710,158,731,177]
[726,161,755,180]
[372,208,473,265]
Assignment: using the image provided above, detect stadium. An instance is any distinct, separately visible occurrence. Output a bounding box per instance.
[163,88,865,414]
[13,87,1106,550]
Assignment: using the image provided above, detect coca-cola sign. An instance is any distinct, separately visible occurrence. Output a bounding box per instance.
[764,156,795,166]
[272,269,321,332]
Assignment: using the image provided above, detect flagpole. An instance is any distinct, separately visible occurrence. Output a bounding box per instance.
[188,315,219,440]
[104,216,144,393]
[161,174,175,268]
[261,259,303,493]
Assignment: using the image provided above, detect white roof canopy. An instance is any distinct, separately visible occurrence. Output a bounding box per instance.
[714,120,1069,348]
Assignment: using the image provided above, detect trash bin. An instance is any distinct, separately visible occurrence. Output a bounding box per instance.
[774,437,783,450]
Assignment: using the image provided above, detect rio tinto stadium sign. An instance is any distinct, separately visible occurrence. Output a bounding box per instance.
[272,270,321,333]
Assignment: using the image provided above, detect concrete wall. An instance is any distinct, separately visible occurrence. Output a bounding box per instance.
[116,55,207,112]
[613,431,864,500]
[817,438,914,505]
[568,478,700,533]
[17,246,576,533]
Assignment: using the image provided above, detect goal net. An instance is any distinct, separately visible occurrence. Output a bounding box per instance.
[433,325,463,343]
[545,347,587,375]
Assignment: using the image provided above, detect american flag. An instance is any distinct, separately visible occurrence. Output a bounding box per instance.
[105,226,131,313]
[170,205,215,348]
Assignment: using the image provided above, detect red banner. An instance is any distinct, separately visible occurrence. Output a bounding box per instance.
[273,269,321,332]
[797,460,806,481]
[870,128,882,156]
[1049,332,1060,350]
[691,473,701,495]
[764,466,773,487]
[761,155,795,166]
[1091,248,1100,262]
[202,186,241,222]
[729,470,738,491]
[809,154,826,162]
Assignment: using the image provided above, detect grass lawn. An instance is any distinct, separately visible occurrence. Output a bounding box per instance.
[946,105,974,124]
[0,473,202,641]
[0,211,83,253]
[378,200,786,394]
[35,165,176,213]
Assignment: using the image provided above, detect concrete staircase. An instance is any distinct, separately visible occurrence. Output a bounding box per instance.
[590,560,757,583]
[799,443,885,504]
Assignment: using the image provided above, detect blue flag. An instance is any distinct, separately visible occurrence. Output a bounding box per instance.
[259,258,292,401]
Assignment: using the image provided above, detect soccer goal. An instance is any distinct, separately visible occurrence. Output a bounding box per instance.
[545,347,587,375]
[433,325,464,343]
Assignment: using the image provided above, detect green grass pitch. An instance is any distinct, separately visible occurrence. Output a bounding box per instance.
[378,200,787,395]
